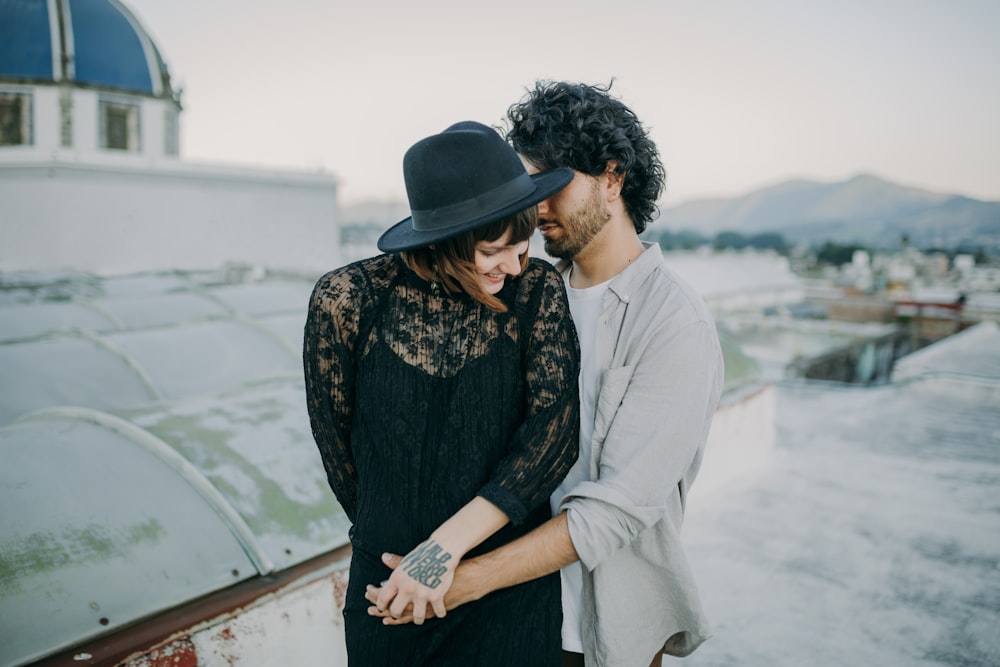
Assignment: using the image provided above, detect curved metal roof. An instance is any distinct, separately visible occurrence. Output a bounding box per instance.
[1,408,262,665]
[0,0,175,98]
[0,268,348,666]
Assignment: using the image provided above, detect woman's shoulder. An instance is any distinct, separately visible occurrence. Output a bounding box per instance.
[310,254,399,307]
[510,257,568,313]
[516,257,565,293]
[520,257,563,282]
[314,254,398,290]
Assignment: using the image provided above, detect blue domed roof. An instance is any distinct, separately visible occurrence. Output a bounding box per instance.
[0,0,175,98]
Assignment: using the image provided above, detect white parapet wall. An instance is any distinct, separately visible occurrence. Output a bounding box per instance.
[0,153,341,276]
[48,552,353,667]
[693,383,777,499]
[121,563,350,667]
[892,320,1000,382]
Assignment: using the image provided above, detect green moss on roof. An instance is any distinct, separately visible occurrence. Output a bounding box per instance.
[0,519,164,596]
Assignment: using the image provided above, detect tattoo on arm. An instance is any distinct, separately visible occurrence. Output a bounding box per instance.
[400,540,452,589]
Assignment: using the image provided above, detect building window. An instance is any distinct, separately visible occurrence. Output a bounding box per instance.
[99,99,140,152]
[164,107,179,156]
[0,92,32,146]
[60,89,73,148]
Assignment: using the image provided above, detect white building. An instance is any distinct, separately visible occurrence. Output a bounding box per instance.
[0,0,340,276]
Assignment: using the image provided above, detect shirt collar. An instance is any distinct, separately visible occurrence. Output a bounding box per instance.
[555,242,662,305]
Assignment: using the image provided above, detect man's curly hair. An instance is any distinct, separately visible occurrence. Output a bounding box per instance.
[504,80,665,234]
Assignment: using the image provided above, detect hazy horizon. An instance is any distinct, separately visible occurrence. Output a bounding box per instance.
[121,0,1000,208]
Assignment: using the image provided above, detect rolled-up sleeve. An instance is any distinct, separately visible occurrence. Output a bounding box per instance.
[563,318,722,570]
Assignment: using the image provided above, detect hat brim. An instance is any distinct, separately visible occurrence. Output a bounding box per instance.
[377,167,573,253]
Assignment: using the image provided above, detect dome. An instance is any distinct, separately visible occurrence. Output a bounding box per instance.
[0,0,175,98]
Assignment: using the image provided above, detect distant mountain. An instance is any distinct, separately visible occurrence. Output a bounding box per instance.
[656,174,1000,251]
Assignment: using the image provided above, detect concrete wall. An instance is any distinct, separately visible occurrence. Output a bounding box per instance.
[0,155,341,276]
[692,383,777,499]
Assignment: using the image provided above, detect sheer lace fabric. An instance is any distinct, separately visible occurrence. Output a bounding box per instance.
[304,254,579,664]
[303,254,580,553]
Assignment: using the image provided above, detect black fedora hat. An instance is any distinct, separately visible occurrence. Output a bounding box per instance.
[377,121,573,252]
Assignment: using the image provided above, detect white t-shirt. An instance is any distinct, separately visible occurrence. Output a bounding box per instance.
[550,268,612,653]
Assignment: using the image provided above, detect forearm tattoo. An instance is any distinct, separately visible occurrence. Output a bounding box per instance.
[400,539,452,589]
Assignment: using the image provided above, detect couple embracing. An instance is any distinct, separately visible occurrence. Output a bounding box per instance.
[304,80,724,667]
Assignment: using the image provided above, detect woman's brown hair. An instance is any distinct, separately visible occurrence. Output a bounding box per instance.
[402,206,537,312]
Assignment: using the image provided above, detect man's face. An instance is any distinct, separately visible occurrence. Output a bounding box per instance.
[525,164,611,261]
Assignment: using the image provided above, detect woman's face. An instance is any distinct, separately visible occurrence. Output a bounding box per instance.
[474,229,529,295]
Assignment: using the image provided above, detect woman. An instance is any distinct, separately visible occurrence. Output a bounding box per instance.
[303,121,580,665]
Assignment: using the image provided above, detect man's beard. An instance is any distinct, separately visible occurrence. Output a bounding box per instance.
[543,180,611,260]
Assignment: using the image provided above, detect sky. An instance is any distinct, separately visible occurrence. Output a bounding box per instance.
[123,0,1000,208]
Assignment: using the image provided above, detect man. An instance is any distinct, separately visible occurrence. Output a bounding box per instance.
[369,80,724,667]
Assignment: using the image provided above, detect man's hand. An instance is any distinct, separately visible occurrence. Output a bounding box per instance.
[367,551,485,625]
[366,554,414,625]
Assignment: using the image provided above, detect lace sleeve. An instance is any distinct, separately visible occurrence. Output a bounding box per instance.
[303,267,365,522]
[477,260,581,524]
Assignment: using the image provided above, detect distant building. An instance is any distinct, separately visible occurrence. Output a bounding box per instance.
[0,0,340,275]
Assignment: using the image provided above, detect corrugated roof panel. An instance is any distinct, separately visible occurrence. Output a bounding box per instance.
[95,291,229,330]
[121,380,351,571]
[256,312,307,354]
[0,335,157,425]
[97,272,194,297]
[0,301,119,343]
[104,320,300,400]
[0,411,260,666]
[209,281,314,317]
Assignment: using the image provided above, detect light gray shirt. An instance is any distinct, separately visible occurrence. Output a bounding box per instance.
[552,270,613,652]
[557,243,724,666]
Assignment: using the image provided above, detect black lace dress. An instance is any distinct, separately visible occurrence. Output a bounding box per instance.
[304,254,580,666]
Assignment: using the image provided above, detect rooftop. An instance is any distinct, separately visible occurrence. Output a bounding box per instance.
[0,267,350,665]
[683,322,1000,666]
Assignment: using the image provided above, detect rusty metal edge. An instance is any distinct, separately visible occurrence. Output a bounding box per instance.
[27,543,353,667]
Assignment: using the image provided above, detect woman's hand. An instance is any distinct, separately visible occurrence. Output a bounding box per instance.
[371,496,509,625]
[373,538,455,625]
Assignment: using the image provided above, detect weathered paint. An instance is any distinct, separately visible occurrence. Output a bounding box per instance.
[109,558,351,667]
[188,575,347,667]
[121,640,198,667]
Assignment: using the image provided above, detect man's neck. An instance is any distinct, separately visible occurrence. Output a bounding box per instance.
[568,216,645,289]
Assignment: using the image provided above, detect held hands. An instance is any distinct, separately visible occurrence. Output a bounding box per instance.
[367,496,508,625]
[366,553,418,625]
[369,541,453,625]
